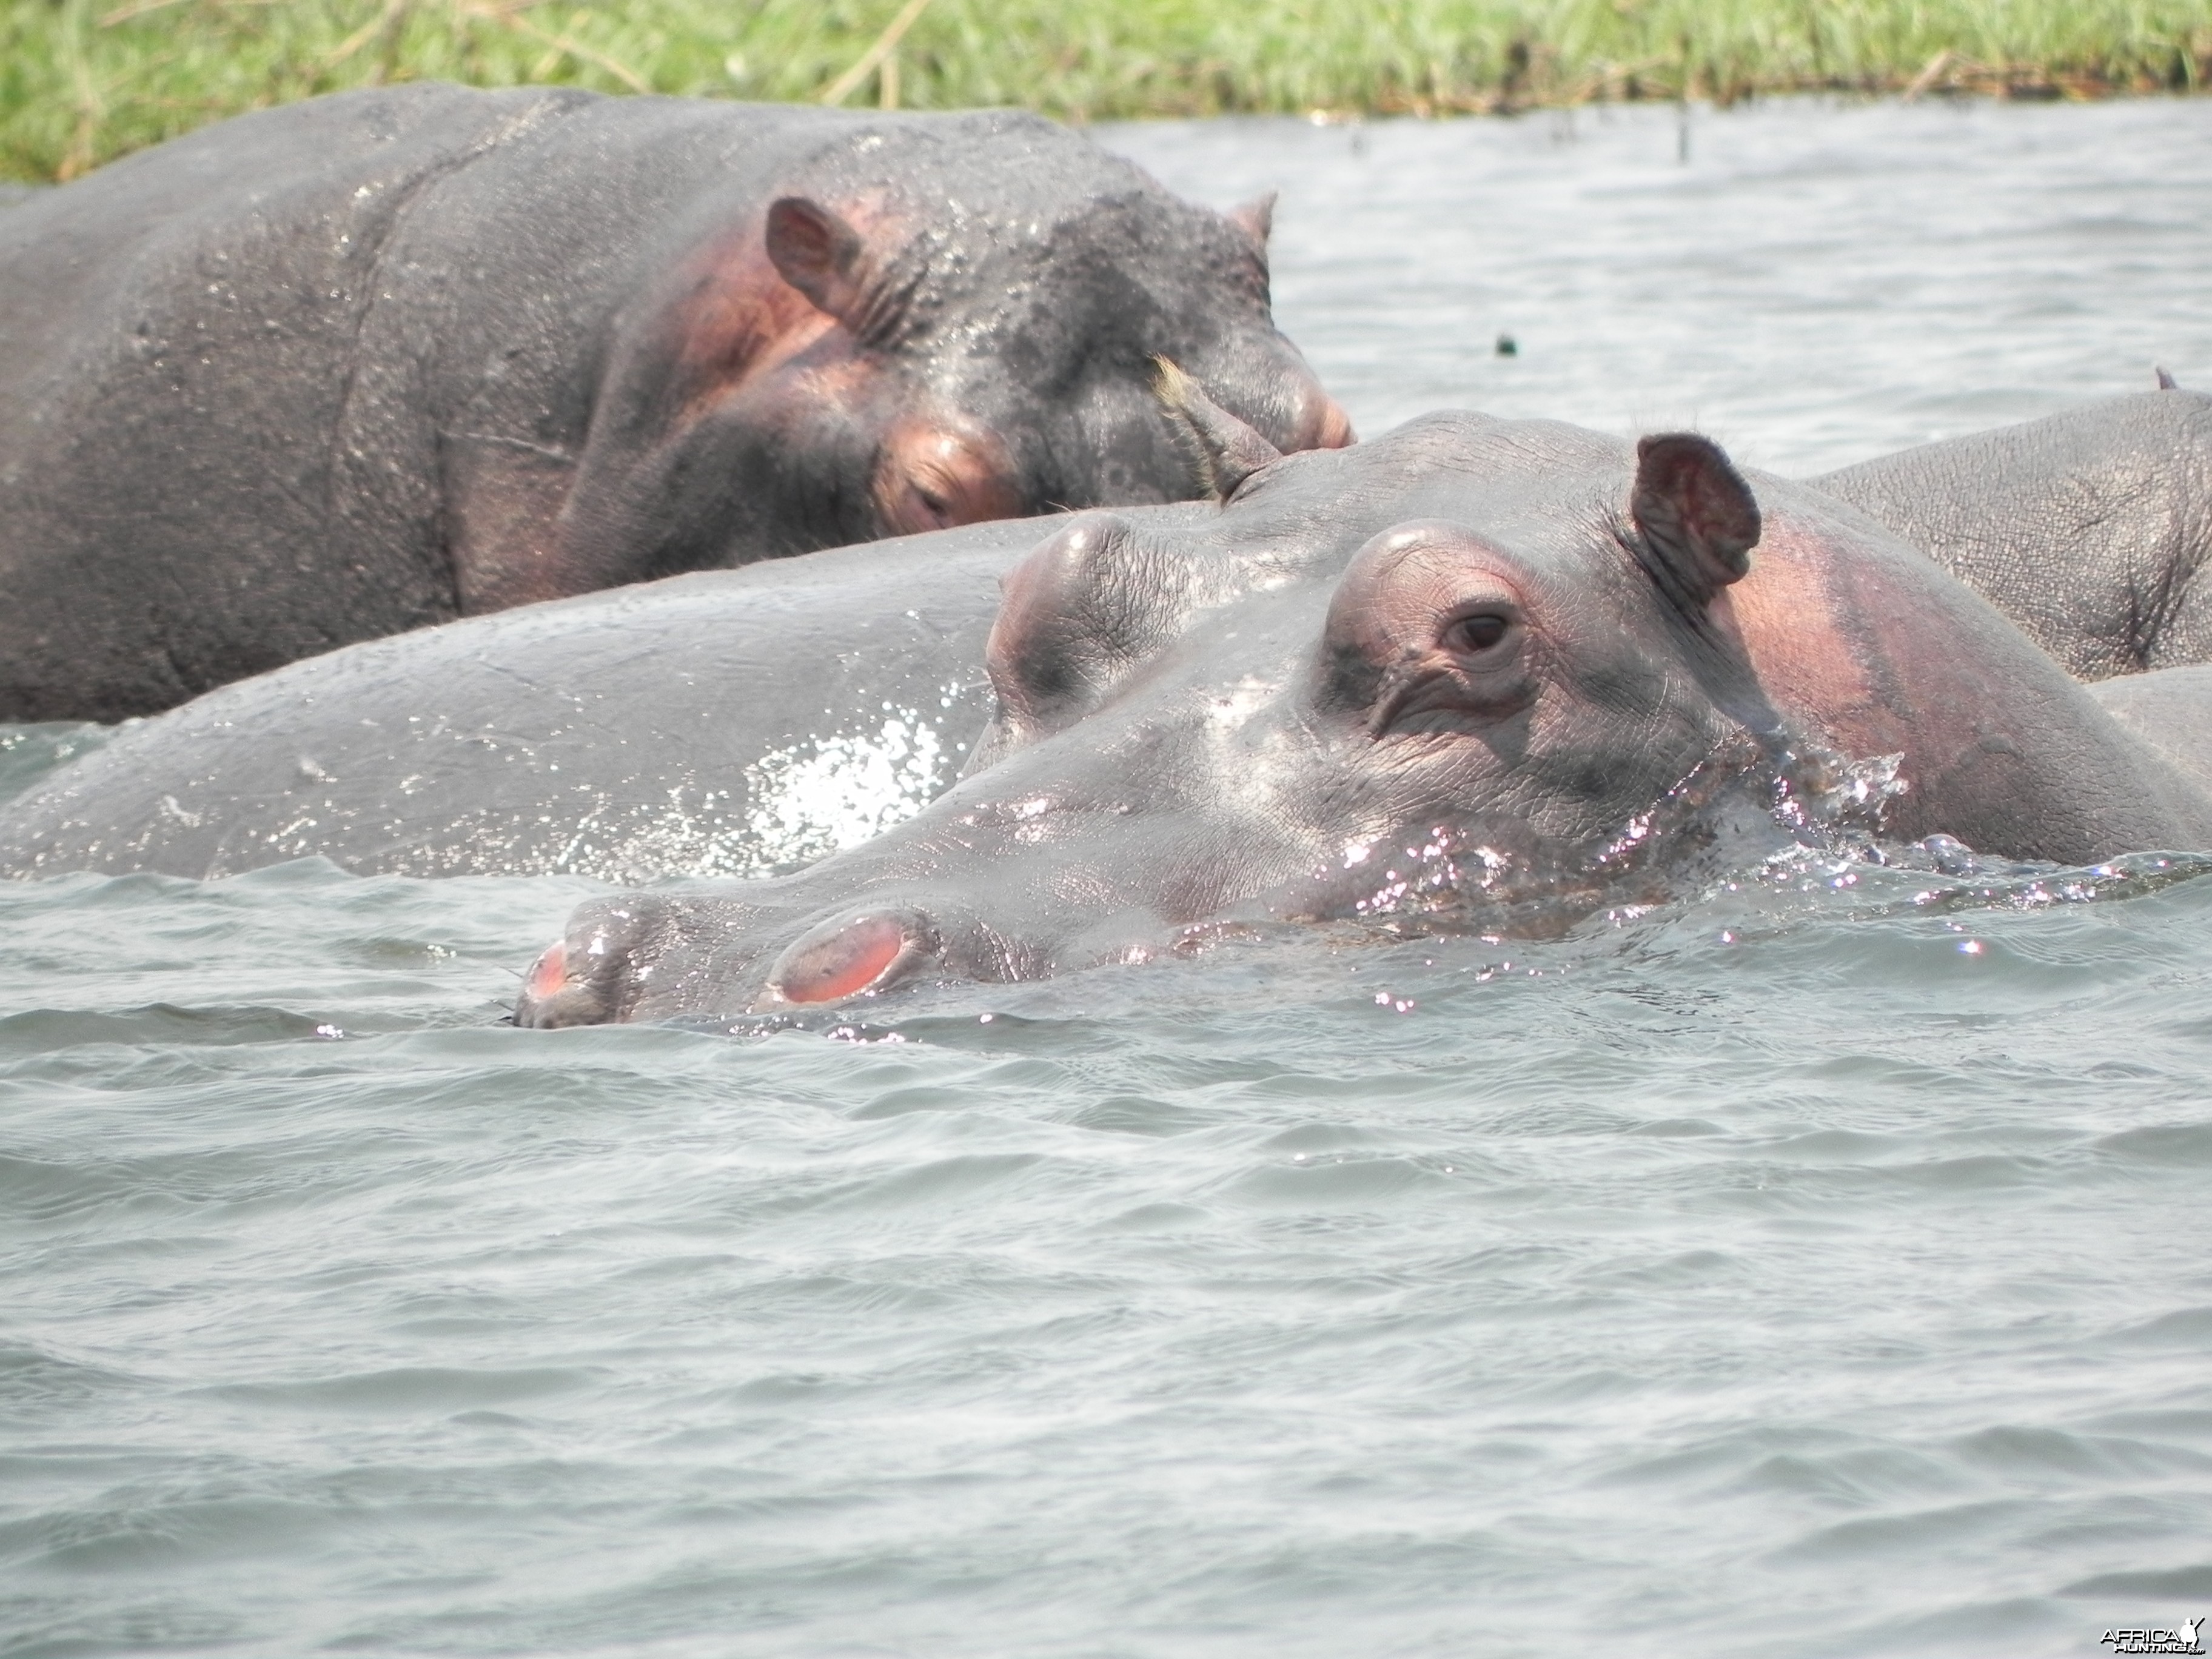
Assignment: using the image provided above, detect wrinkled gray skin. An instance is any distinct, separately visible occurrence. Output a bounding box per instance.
[1817,388,2212,681]
[0,84,1344,721]
[5,395,2208,886]
[511,412,2212,1027]
[0,515,1116,880]
[2089,665,2212,798]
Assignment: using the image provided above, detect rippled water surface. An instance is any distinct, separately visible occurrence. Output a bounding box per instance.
[1112,95,2212,474]
[7,99,2212,1658]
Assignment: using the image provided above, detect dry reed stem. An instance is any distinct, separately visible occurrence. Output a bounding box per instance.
[820,0,937,107]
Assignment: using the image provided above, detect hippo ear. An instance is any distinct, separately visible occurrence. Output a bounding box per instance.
[1227,192,1276,252]
[1151,356,1284,502]
[1629,432,1761,610]
[765,196,877,329]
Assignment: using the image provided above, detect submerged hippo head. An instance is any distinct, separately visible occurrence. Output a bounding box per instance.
[517,407,2207,1025]
[560,112,1351,576]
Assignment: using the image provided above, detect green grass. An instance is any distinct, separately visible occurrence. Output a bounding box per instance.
[6,0,2212,181]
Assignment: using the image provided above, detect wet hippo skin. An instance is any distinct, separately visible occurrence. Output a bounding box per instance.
[2088,663,2212,797]
[1814,388,2212,681]
[508,406,2212,1025]
[0,84,1348,722]
[6,395,2211,890]
[0,514,1108,881]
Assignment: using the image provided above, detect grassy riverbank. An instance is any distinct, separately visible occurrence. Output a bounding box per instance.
[6,0,2211,181]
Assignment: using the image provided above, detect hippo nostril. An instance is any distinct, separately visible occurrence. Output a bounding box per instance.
[524,939,568,1002]
[768,912,919,1004]
[511,897,671,1028]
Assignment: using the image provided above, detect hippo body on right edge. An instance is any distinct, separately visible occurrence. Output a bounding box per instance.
[2089,665,2212,798]
[1817,387,2212,681]
[515,409,2212,1027]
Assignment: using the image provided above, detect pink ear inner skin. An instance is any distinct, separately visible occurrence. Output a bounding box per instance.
[774,916,907,1004]
[525,941,568,1002]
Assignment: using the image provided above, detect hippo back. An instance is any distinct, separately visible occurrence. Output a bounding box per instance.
[1813,389,2212,681]
[0,514,1145,881]
[2089,665,2212,798]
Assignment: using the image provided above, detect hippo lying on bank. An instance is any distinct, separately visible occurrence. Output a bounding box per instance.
[2,390,2207,886]
[511,404,2212,1025]
[0,84,1346,722]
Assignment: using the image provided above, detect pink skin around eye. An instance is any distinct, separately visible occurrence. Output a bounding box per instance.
[874,421,1023,536]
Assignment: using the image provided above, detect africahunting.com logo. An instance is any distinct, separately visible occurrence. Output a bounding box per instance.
[2100,1618,2205,1655]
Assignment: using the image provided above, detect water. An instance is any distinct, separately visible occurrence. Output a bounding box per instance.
[7,98,2212,1658]
[1111,95,2212,474]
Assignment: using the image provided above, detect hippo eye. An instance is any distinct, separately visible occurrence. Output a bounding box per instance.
[1441,612,1512,655]
[905,481,954,529]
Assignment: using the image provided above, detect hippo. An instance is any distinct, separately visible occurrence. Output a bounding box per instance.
[0,83,1347,722]
[0,514,1085,880]
[2087,664,2212,797]
[5,390,2210,886]
[1815,386,2212,681]
[509,402,2212,1027]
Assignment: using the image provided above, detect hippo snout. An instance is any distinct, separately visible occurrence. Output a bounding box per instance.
[512,937,606,1029]
[1298,389,1358,454]
[512,884,1043,1026]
